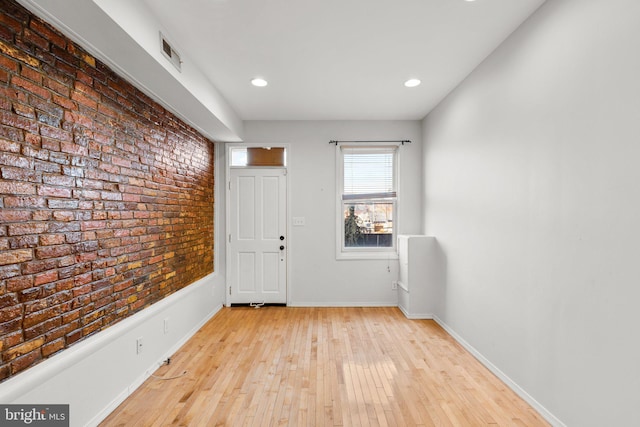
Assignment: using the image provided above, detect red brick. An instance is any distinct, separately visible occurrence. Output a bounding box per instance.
[24,132,41,146]
[0,294,19,309]
[12,102,35,118]
[23,28,49,51]
[10,350,42,374]
[61,166,83,178]
[52,94,76,110]
[8,222,48,236]
[0,365,9,381]
[74,81,99,99]
[7,236,37,254]
[22,259,57,275]
[0,210,31,222]
[35,245,72,260]
[47,199,79,209]
[44,322,75,342]
[42,174,75,187]
[0,138,20,152]
[81,319,102,337]
[0,152,32,169]
[57,256,75,268]
[0,249,33,266]
[0,317,22,335]
[62,142,88,157]
[71,91,97,110]
[0,54,19,72]
[0,87,27,104]
[40,125,72,142]
[0,40,40,68]
[20,64,43,83]
[33,270,58,286]
[23,305,64,329]
[43,77,70,97]
[32,211,52,221]
[0,305,22,323]
[39,234,66,246]
[41,338,64,357]
[52,211,74,222]
[75,70,92,86]
[19,286,42,304]
[3,196,46,208]
[24,317,61,340]
[0,180,36,194]
[1,167,41,183]
[3,331,23,350]
[37,185,72,198]
[65,329,82,345]
[33,161,60,174]
[11,75,50,100]
[21,145,49,161]
[6,275,33,292]
[30,19,66,49]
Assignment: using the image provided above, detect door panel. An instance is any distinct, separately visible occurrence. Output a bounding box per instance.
[229,168,287,304]
[238,177,256,239]
[238,252,256,293]
[262,253,279,292]
[262,176,280,240]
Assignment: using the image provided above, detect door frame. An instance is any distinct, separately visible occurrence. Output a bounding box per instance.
[225,143,290,307]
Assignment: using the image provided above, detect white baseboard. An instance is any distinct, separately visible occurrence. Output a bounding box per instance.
[433,315,566,427]
[397,305,434,320]
[1,273,225,427]
[288,301,397,307]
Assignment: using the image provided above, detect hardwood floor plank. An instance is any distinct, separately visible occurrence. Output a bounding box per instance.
[100,307,548,427]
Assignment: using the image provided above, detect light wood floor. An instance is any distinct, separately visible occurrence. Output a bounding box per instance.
[100,307,548,426]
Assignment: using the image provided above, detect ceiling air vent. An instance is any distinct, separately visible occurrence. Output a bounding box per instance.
[160,32,182,72]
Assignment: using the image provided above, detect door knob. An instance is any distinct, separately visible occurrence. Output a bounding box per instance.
[279,245,285,250]
[280,236,285,240]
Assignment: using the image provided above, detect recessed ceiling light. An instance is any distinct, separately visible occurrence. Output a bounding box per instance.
[251,78,268,87]
[404,79,421,88]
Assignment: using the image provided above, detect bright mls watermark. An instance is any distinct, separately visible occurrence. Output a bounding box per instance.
[0,405,69,426]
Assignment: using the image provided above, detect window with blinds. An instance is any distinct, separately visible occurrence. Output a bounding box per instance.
[339,146,397,252]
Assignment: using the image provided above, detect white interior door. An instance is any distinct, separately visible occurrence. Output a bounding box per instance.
[228,168,287,304]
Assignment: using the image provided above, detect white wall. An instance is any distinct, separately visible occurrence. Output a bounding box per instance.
[242,121,422,306]
[422,0,640,425]
[214,142,228,303]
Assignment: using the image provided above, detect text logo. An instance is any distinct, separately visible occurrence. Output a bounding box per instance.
[0,405,69,426]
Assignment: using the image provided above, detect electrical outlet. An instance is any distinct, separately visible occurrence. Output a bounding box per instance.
[136,337,143,354]
[164,318,169,334]
[391,281,398,290]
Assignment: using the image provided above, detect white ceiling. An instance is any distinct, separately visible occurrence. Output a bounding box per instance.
[140,0,546,121]
[18,0,546,140]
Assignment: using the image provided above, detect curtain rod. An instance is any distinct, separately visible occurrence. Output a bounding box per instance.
[329,139,411,145]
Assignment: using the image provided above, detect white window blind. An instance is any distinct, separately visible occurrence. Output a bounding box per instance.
[342,147,396,200]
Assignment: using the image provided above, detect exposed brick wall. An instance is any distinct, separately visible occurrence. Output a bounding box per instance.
[0,0,215,381]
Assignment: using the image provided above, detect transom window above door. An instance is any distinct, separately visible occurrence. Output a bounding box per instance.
[230,147,286,167]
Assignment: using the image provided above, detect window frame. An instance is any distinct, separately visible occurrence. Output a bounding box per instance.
[335,143,400,260]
